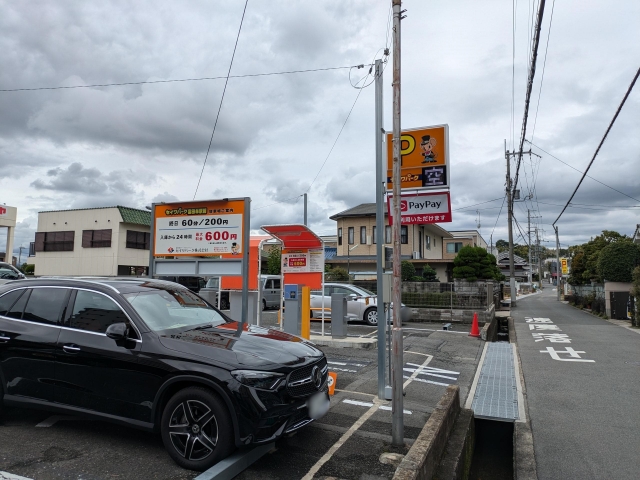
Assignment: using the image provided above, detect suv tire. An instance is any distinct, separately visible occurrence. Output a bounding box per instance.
[364,308,377,326]
[161,387,234,471]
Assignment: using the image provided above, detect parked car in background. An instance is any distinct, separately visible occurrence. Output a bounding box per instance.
[0,262,26,285]
[310,283,413,326]
[198,277,230,310]
[260,275,281,310]
[158,276,206,293]
[0,277,329,471]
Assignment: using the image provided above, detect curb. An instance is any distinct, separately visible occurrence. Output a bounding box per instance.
[393,385,461,480]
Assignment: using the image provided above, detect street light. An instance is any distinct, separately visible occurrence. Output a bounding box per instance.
[347,244,359,278]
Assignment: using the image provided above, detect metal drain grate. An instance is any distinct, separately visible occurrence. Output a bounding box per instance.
[471,343,519,421]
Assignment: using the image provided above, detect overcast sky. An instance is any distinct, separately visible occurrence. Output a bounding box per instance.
[1,0,639,258]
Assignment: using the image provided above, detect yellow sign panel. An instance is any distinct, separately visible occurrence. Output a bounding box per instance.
[386,124,449,190]
[561,257,568,275]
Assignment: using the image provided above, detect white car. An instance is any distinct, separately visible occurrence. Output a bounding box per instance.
[0,262,26,285]
[310,283,413,326]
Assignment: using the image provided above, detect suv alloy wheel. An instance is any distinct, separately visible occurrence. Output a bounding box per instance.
[161,387,234,471]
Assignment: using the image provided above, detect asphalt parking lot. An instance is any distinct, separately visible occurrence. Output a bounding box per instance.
[1,312,484,480]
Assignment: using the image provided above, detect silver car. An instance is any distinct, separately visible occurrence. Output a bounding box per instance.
[0,262,26,285]
[310,283,412,326]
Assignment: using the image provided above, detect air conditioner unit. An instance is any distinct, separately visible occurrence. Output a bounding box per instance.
[412,251,421,259]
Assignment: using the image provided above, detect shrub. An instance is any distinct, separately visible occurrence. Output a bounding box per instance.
[422,265,440,282]
[411,276,425,282]
[326,266,349,281]
[597,242,640,282]
[401,261,416,281]
[453,246,502,281]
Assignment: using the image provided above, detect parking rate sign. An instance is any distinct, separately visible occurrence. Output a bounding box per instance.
[153,200,245,257]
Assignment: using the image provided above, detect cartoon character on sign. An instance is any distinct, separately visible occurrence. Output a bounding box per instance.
[420,135,437,163]
[231,242,239,255]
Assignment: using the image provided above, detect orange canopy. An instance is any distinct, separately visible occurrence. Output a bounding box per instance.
[260,224,322,250]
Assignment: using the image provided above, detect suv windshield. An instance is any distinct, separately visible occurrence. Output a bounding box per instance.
[124,288,227,333]
[350,285,375,296]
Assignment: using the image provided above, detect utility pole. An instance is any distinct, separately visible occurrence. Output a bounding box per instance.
[391,0,404,447]
[555,226,561,301]
[303,193,308,226]
[18,245,24,267]
[505,141,517,307]
[527,210,532,285]
[536,227,542,289]
[374,58,387,401]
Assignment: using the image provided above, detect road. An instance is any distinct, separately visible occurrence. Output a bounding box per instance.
[513,287,640,480]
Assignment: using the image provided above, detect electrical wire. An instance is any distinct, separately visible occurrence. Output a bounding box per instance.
[193,0,248,200]
[253,195,304,211]
[526,140,640,203]
[453,197,504,211]
[553,65,640,225]
[530,0,555,144]
[491,195,508,238]
[0,66,361,93]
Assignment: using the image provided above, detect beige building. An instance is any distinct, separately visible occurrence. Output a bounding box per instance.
[31,206,151,276]
[328,203,454,281]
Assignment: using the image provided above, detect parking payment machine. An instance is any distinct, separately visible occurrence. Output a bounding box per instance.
[283,284,303,336]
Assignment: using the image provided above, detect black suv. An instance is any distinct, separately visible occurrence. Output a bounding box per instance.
[0,278,329,471]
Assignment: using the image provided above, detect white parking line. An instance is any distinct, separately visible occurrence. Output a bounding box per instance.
[328,367,358,373]
[0,472,34,480]
[402,368,458,380]
[302,354,432,480]
[403,375,450,387]
[35,415,79,427]
[342,399,412,414]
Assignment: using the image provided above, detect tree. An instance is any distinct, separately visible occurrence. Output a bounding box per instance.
[495,239,509,253]
[453,246,502,281]
[513,244,529,260]
[266,247,281,275]
[568,230,631,284]
[401,261,416,281]
[422,265,439,282]
[630,266,640,327]
[597,242,640,283]
[325,266,349,281]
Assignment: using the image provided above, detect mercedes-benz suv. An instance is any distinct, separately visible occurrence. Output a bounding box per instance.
[0,278,329,471]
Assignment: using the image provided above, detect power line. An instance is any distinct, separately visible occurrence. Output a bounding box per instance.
[453,197,504,211]
[193,0,248,200]
[526,140,640,203]
[253,194,303,211]
[512,0,546,205]
[553,65,640,225]
[530,0,555,144]
[491,194,508,238]
[305,71,370,193]
[0,66,361,93]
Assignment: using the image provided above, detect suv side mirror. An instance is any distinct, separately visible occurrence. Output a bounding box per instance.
[106,322,129,340]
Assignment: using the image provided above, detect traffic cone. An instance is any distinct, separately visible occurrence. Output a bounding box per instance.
[469,312,481,338]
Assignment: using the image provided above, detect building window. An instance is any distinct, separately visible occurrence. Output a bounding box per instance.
[34,231,74,252]
[373,226,377,244]
[385,226,392,244]
[401,226,408,244]
[338,228,343,246]
[446,242,464,253]
[29,242,36,257]
[360,226,366,244]
[82,229,112,248]
[348,227,354,245]
[117,265,149,276]
[126,230,150,250]
[426,235,431,250]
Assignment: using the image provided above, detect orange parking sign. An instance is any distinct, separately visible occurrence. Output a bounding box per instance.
[386,124,449,191]
[327,372,337,396]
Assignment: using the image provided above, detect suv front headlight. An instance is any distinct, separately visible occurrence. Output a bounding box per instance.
[231,370,285,390]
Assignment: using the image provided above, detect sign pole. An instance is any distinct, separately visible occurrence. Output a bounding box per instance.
[391,0,404,446]
[555,226,561,301]
[148,203,156,278]
[374,58,387,400]
[237,197,251,336]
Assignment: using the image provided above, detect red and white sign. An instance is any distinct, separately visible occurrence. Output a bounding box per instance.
[387,191,452,225]
[0,207,6,216]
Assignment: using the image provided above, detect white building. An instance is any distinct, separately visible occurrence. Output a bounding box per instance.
[31,206,151,276]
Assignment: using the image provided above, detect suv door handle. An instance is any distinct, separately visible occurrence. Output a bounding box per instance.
[0,335,10,342]
[63,344,81,353]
